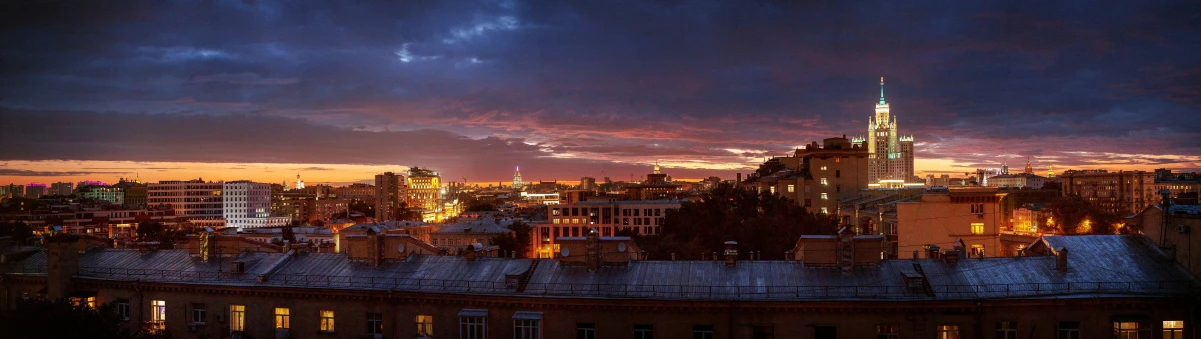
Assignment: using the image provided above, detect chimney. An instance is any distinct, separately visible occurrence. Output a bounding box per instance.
[585,228,600,272]
[723,241,738,267]
[366,228,381,266]
[45,234,80,300]
[199,228,215,262]
[1056,247,1069,271]
[925,244,940,259]
[837,227,854,273]
[465,243,480,262]
[942,249,959,264]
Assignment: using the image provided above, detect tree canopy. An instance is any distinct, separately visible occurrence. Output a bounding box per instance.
[637,183,837,260]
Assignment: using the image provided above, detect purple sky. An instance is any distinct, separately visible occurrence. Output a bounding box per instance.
[1,1,1199,185]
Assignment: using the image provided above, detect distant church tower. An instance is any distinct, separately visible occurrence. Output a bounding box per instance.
[512,166,523,188]
[295,173,305,190]
[853,77,915,187]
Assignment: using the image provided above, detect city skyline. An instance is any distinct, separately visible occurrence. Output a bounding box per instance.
[2,1,1199,186]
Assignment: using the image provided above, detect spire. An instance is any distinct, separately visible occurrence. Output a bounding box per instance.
[878,76,887,105]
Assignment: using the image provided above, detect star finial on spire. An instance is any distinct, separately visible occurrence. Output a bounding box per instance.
[879,76,887,105]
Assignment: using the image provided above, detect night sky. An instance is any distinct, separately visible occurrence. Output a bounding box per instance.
[1,1,1199,186]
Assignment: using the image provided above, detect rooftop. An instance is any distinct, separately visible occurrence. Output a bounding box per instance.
[2,235,1195,301]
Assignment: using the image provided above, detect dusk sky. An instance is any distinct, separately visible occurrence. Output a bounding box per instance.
[2,1,1199,186]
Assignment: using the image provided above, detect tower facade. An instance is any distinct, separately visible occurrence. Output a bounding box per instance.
[375,172,404,221]
[512,166,523,188]
[853,77,915,187]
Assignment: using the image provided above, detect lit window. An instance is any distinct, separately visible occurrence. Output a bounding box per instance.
[320,310,335,332]
[416,315,433,336]
[1114,322,1138,338]
[936,325,959,339]
[970,223,984,235]
[1164,320,1183,339]
[821,193,828,200]
[821,207,828,214]
[769,186,776,194]
[151,300,166,322]
[787,184,795,193]
[70,296,96,309]
[821,178,828,185]
[821,166,827,171]
[230,305,246,332]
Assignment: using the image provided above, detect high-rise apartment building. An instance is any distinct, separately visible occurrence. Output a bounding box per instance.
[579,177,596,191]
[375,172,404,221]
[147,179,225,227]
[49,182,74,196]
[77,185,124,205]
[512,166,523,189]
[24,184,46,199]
[406,167,442,211]
[223,181,289,230]
[852,78,915,188]
[2,184,24,198]
[113,178,148,206]
[1061,170,1157,216]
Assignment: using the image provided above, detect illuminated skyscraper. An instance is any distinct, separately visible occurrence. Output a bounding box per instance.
[512,166,523,188]
[853,77,915,188]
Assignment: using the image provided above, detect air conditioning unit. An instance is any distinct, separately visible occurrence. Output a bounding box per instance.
[1178,225,1190,234]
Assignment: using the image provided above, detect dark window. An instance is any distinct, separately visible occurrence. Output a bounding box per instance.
[633,324,654,339]
[876,325,898,339]
[367,312,383,335]
[191,303,206,324]
[814,325,836,339]
[693,325,714,339]
[752,326,774,339]
[835,170,841,178]
[996,321,1016,339]
[576,323,595,339]
[117,299,130,320]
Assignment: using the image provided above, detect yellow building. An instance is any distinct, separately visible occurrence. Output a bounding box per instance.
[405,167,442,211]
[896,188,1007,258]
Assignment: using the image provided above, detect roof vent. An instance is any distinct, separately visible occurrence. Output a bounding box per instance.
[230,261,245,273]
[1056,247,1069,271]
[723,241,738,267]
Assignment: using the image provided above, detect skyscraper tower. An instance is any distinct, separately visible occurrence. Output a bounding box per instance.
[512,166,523,188]
[852,77,915,187]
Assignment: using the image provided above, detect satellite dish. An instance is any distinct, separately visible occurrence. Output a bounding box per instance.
[617,243,627,252]
[398,244,406,253]
[561,248,570,257]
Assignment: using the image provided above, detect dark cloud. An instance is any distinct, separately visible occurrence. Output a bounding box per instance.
[0,169,129,177]
[1,1,1198,180]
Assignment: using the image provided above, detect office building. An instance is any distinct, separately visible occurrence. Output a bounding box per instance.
[147,179,225,227]
[223,181,289,230]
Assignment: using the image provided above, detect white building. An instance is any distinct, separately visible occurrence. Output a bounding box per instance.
[223,181,290,230]
[148,179,225,227]
[987,173,1047,189]
[533,199,683,258]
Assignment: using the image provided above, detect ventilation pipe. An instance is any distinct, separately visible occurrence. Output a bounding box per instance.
[723,241,739,267]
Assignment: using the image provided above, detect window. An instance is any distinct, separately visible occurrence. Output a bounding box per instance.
[460,310,487,339]
[970,222,984,235]
[752,326,774,339]
[835,170,841,178]
[192,303,206,324]
[633,324,654,339]
[821,193,828,200]
[821,207,828,214]
[117,299,130,320]
[319,310,335,332]
[274,307,290,329]
[1114,322,1139,339]
[693,325,714,339]
[416,315,433,336]
[787,184,795,193]
[937,325,960,339]
[367,312,384,335]
[230,305,246,332]
[814,326,836,339]
[821,166,827,171]
[876,325,898,339]
[1163,320,1183,339]
[821,178,828,185]
[836,184,841,193]
[996,321,1016,339]
[576,323,595,339]
[151,300,166,323]
[769,186,776,194]
[70,296,96,309]
[512,312,541,339]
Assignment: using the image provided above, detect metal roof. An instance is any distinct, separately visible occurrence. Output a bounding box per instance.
[1,235,1195,301]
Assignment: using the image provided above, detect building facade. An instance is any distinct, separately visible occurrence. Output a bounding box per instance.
[406,167,442,211]
[223,181,289,230]
[896,188,1008,258]
[49,182,74,196]
[1061,170,1157,216]
[852,78,916,188]
[535,199,682,258]
[375,172,404,221]
[147,179,226,227]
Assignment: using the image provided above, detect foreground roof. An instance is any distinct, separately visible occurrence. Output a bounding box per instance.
[1,235,1196,301]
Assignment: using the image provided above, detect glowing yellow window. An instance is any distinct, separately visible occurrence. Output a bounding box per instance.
[275,308,290,329]
[230,305,246,331]
[787,184,795,193]
[319,310,335,332]
[1164,320,1183,339]
[416,315,434,336]
[970,223,984,235]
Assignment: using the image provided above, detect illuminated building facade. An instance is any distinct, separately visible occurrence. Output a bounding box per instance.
[852,77,916,188]
[147,179,225,227]
[49,182,74,196]
[223,181,290,230]
[535,199,682,258]
[757,137,869,215]
[76,185,124,205]
[512,166,523,189]
[406,167,442,211]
